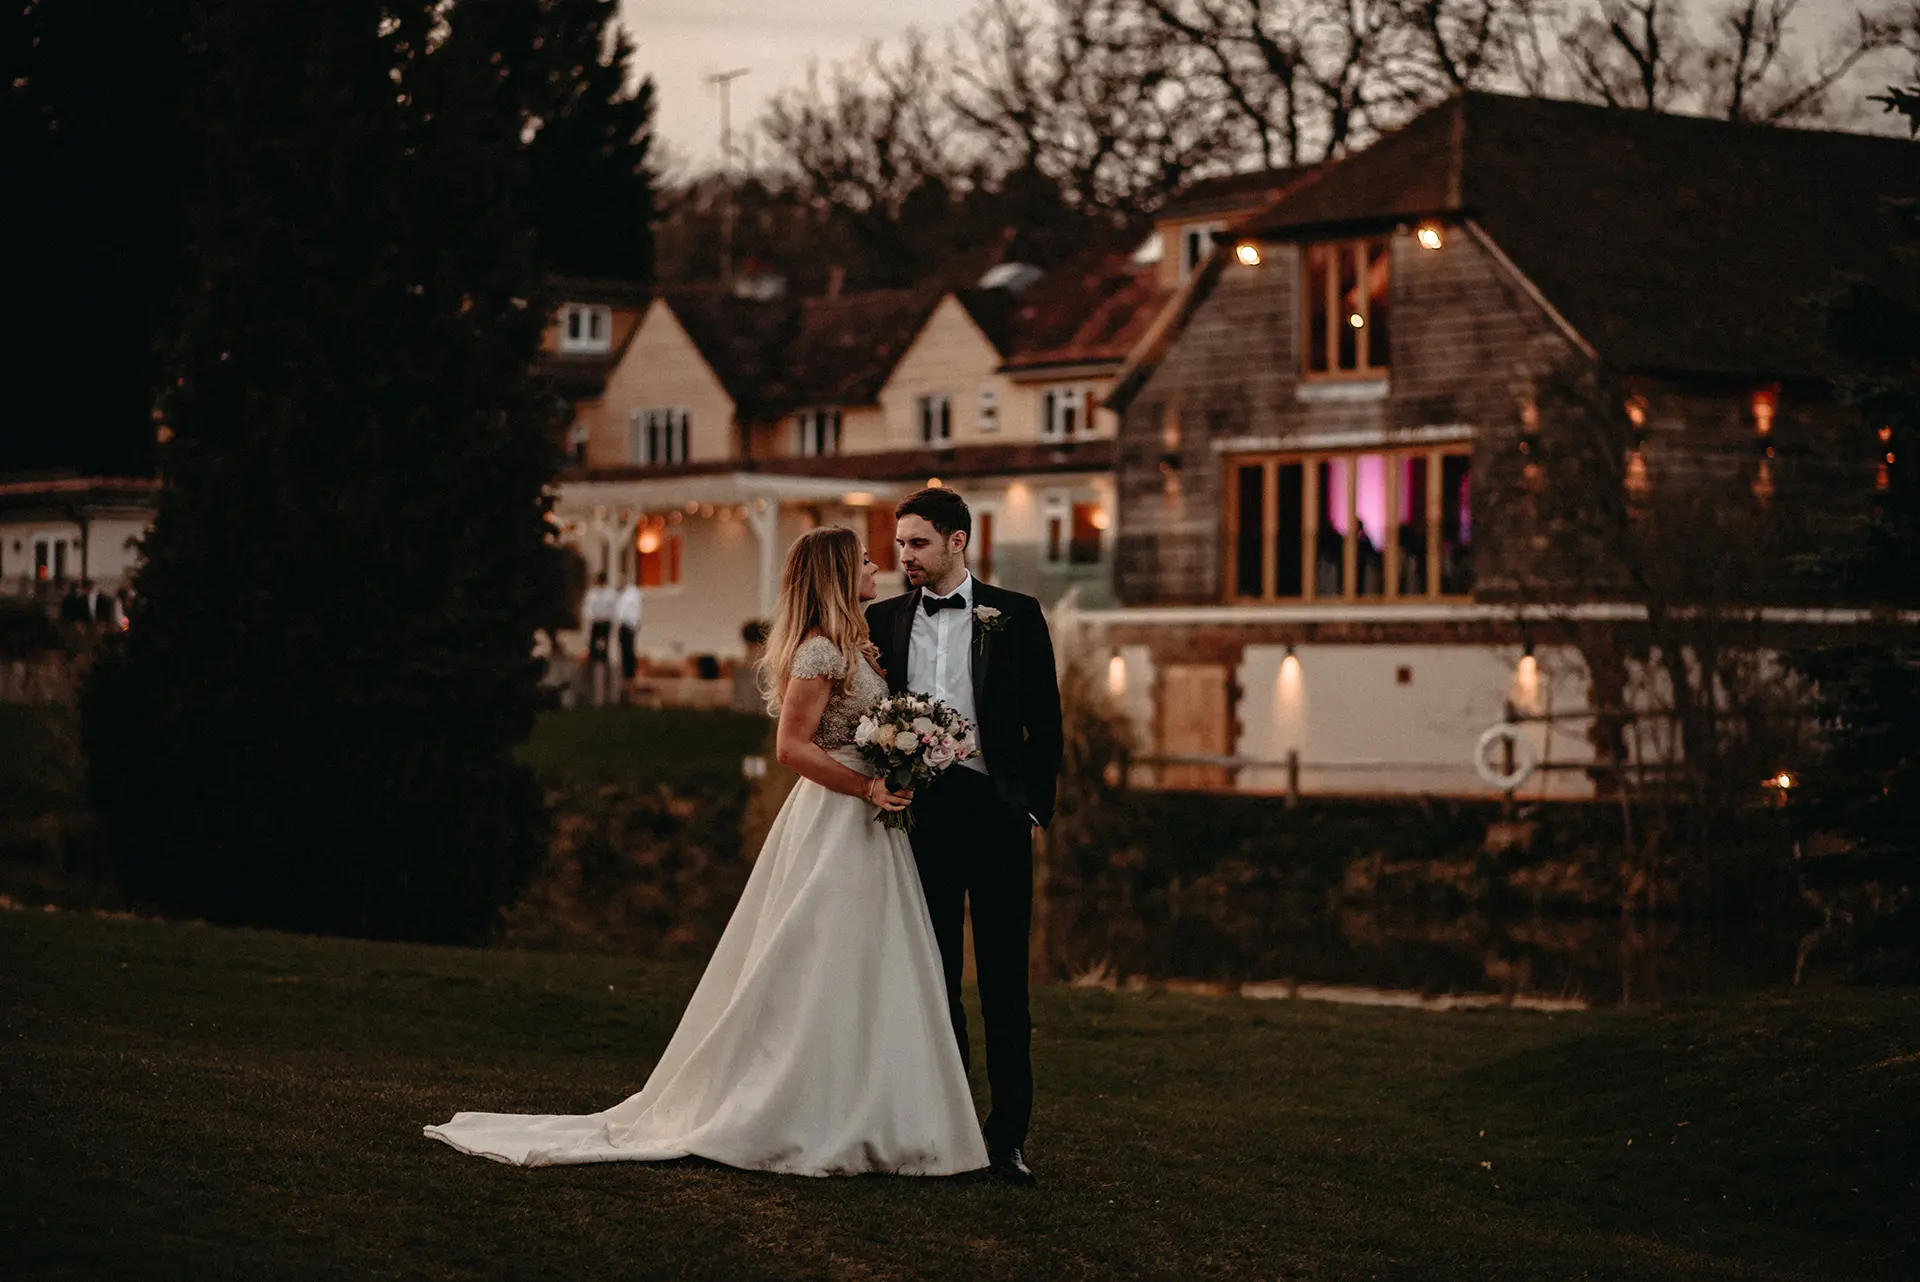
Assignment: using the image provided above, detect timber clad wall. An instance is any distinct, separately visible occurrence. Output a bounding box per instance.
[1118,229,1576,606]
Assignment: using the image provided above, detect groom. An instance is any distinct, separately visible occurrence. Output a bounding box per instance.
[867,486,1062,1187]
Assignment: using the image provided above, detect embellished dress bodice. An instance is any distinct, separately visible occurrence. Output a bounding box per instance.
[790,635,888,752]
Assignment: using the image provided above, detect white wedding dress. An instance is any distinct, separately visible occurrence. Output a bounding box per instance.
[424,637,987,1177]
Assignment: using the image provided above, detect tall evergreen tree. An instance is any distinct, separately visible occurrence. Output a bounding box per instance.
[4,0,192,475]
[473,0,657,280]
[1790,89,1920,973]
[82,1,559,941]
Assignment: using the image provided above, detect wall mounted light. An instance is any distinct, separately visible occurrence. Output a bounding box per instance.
[1234,241,1263,266]
[1415,222,1444,251]
[1108,653,1127,696]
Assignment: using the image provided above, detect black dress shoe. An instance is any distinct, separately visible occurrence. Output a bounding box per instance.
[988,1146,1036,1186]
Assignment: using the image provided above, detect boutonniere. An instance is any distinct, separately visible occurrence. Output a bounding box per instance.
[973,605,1006,634]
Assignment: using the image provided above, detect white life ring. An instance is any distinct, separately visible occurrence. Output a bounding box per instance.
[1472,723,1538,791]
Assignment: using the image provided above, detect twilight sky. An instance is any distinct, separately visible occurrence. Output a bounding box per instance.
[619,0,974,174]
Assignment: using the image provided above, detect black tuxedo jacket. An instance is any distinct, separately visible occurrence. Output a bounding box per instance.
[865,579,1064,830]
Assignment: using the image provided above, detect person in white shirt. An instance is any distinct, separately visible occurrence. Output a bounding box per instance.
[864,486,1062,1187]
[614,580,643,704]
[583,572,617,706]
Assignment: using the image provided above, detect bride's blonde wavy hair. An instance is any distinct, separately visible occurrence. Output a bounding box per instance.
[758,526,881,714]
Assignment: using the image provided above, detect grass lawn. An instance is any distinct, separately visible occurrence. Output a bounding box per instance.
[2,909,1914,1280]
[518,707,770,787]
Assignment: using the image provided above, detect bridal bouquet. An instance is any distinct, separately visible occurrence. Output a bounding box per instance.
[853,693,978,830]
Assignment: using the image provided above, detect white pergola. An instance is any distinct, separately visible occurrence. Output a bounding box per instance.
[553,472,909,618]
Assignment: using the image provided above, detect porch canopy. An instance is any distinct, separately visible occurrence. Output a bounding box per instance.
[554,471,910,617]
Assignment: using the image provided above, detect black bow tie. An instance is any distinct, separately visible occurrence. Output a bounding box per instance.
[922,593,966,616]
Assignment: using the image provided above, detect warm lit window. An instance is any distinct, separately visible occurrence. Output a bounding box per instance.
[559,303,612,354]
[629,408,690,467]
[918,394,951,444]
[866,506,897,571]
[1226,446,1471,602]
[1302,238,1390,379]
[1041,387,1090,442]
[634,524,682,587]
[1069,502,1105,564]
[792,408,842,457]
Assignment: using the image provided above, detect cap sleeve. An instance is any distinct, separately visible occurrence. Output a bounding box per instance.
[790,636,848,682]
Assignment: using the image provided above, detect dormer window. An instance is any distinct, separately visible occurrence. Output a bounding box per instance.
[793,408,842,457]
[1180,223,1224,279]
[1302,238,1390,379]
[560,303,612,354]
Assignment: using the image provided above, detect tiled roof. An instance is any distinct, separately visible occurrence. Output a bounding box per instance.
[545,274,652,308]
[1002,249,1171,371]
[663,291,802,412]
[1239,92,1920,378]
[1157,167,1315,221]
[759,288,944,412]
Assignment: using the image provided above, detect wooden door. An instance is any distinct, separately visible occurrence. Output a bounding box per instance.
[1159,663,1231,790]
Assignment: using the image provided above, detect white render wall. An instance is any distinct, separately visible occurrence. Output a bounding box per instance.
[1229,642,1595,798]
[1,516,149,595]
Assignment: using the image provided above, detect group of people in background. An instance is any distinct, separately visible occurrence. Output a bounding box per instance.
[581,573,643,706]
[58,580,131,632]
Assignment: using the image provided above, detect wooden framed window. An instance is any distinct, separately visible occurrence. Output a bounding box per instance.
[1069,502,1104,564]
[792,407,842,457]
[1224,445,1472,602]
[1302,238,1390,379]
[865,506,897,571]
[634,525,683,587]
[629,407,689,467]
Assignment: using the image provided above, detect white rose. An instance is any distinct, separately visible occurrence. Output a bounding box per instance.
[912,716,937,736]
[854,718,877,745]
[894,731,919,752]
[874,726,896,749]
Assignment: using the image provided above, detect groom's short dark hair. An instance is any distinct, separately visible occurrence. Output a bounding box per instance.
[896,487,971,541]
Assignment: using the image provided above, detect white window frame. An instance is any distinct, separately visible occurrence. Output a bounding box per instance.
[1041,386,1090,442]
[791,407,842,457]
[566,420,590,466]
[628,407,690,467]
[917,394,952,445]
[1041,491,1069,567]
[1181,222,1224,279]
[559,303,613,354]
[977,385,1000,433]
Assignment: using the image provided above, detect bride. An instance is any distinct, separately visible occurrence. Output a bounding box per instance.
[423,527,989,1176]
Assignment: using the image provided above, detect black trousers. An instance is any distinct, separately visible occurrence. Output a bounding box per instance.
[909,765,1034,1153]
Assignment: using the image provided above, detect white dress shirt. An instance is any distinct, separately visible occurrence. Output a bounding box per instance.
[614,584,643,630]
[907,573,988,776]
[584,585,617,626]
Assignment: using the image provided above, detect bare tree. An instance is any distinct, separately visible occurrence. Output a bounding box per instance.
[1703,0,1913,123]
[762,34,963,223]
[1562,0,1697,109]
[948,0,1237,212]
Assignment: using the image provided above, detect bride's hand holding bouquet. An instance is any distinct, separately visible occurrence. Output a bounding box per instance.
[853,694,978,830]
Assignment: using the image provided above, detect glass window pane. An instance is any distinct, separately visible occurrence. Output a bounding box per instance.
[1315,457,1349,596]
[1234,464,1265,598]
[1306,245,1329,372]
[1337,244,1360,370]
[1441,453,1474,595]
[1395,454,1430,597]
[1355,453,1386,597]
[1366,240,1390,369]
[1275,462,1304,597]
